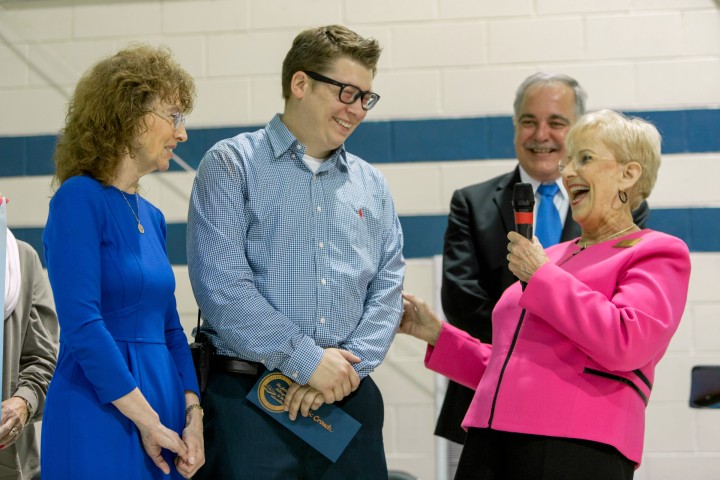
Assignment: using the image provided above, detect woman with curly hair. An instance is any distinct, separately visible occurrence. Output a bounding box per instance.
[41,45,204,479]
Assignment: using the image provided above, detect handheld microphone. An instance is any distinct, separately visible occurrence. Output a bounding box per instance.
[512,183,535,289]
[512,182,535,241]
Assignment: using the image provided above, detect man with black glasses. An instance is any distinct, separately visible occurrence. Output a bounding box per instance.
[187,25,404,479]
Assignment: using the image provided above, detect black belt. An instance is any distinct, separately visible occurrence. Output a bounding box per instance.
[210,354,262,376]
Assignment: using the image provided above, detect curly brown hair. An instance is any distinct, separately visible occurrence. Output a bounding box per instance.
[53,44,195,188]
[281,25,381,101]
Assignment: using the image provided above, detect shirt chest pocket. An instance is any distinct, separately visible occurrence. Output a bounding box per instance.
[329,199,376,250]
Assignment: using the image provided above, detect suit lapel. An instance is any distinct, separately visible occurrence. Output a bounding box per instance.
[493,168,521,235]
[497,166,581,242]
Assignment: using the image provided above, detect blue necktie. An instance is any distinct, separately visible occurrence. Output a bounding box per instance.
[535,183,562,248]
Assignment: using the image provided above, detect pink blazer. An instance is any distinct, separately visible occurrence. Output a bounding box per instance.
[426,229,690,465]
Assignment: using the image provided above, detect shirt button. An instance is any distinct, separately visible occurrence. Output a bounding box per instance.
[320,278,327,285]
[291,153,296,159]
[292,372,299,379]
[319,242,324,249]
[316,206,322,212]
[313,174,317,181]
[296,144,302,150]
[320,317,326,324]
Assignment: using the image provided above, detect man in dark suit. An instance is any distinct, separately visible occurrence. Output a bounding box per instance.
[436,72,650,445]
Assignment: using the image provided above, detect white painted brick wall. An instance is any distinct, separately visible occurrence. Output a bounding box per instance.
[587,13,685,60]
[370,70,442,119]
[634,0,717,10]
[536,0,630,15]
[192,77,253,126]
[248,75,286,123]
[151,35,207,79]
[73,3,162,39]
[0,87,67,134]
[666,314,693,354]
[1,1,719,478]
[0,6,72,43]
[645,403,696,452]
[694,305,720,352]
[683,10,720,56]
[438,0,533,19]
[161,0,247,35]
[697,408,720,450]
[488,17,585,64]
[2,176,54,227]
[207,31,293,77]
[441,160,518,205]
[547,63,639,110]
[345,0,436,24]
[27,40,118,88]
[0,44,28,87]
[651,154,720,207]
[379,164,445,215]
[688,254,720,302]
[248,0,341,30]
[393,23,488,69]
[636,59,720,107]
[640,455,720,480]
[441,67,535,115]
[402,260,436,305]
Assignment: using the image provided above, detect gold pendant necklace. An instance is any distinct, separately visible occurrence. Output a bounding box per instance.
[120,191,145,234]
[578,224,636,249]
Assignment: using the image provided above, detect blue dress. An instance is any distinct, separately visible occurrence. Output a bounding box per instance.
[41,176,199,479]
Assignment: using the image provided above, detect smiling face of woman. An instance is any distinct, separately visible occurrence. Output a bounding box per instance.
[112,98,189,192]
[561,129,640,239]
[133,100,188,175]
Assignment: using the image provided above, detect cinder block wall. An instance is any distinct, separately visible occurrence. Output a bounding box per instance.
[1,1,719,479]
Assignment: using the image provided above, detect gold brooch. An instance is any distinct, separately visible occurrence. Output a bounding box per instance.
[613,238,643,248]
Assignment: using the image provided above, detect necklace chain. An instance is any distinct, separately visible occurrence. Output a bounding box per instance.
[119,191,145,234]
[578,224,636,249]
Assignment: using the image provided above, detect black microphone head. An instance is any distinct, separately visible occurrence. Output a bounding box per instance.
[512,182,535,212]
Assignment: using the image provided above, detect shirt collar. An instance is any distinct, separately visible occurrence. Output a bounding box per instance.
[266,114,349,170]
[518,164,568,200]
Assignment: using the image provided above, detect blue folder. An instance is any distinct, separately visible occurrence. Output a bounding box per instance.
[246,370,362,462]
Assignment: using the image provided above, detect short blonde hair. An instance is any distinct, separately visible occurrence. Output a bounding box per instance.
[566,109,661,210]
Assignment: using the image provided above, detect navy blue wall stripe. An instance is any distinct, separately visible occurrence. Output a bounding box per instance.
[0,134,57,177]
[398,208,719,258]
[1,108,719,177]
[13,207,720,267]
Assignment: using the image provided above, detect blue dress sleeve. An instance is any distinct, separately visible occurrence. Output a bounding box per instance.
[43,179,137,404]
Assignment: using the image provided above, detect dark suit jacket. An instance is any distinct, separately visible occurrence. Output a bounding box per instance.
[436,166,650,443]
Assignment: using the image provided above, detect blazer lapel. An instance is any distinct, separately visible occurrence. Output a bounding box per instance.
[493,168,522,235]
[499,167,581,242]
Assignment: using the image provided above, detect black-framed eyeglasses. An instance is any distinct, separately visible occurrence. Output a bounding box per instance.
[303,71,381,111]
[151,110,186,130]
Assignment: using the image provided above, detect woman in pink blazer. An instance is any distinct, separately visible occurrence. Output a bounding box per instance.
[401,109,691,480]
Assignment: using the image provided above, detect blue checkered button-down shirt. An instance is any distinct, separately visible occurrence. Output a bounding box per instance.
[187,114,405,384]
